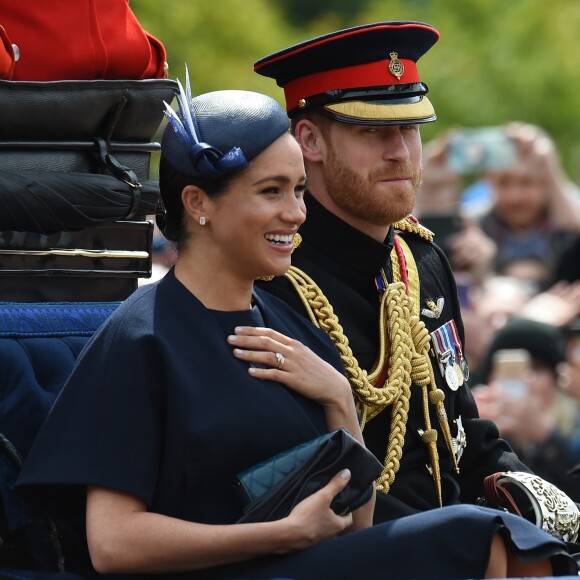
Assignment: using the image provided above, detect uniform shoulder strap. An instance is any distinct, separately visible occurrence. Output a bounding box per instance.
[392,215,434,242]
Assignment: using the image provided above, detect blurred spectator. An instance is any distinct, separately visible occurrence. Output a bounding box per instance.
[519,282,580,408]
[496,254,553,295]
[419,131,580,494]
[463,278,580,391]
[559,318,580,408]
[472,317,580,501]
[415,128,463,218]
[461,275,535,376]
[417,122,580,290]
[481,122,580,284]
[555,234,580,283]
[417,128,499,288]
[519,280,580,327]
[446,217,498,288]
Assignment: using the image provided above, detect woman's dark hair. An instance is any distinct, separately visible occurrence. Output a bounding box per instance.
[157,154,235,245]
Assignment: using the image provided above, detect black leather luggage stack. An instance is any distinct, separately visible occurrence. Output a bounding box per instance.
[0,78,178,302]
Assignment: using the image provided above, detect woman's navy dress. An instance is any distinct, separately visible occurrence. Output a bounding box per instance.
[17,270,575,579]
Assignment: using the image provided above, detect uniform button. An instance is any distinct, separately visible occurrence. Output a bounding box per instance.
[12,44,20,61]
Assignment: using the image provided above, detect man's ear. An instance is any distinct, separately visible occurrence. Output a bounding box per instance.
[294,119,326,163]
[181,185,209,224]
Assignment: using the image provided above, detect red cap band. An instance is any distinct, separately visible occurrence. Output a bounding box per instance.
[284,58,419,111]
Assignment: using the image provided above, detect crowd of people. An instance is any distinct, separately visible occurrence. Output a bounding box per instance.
[416,121,580,499]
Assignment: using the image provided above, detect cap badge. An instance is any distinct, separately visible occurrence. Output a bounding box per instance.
[388,51,404,80]
[298,98,307,109]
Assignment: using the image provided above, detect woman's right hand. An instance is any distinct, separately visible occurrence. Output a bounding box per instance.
[280,469,355,552]
[228,326,351,408]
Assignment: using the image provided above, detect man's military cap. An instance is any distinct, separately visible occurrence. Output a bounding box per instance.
[254,21,440,125]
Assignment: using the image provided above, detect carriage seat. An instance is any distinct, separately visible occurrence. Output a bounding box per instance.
[0,301,120,576]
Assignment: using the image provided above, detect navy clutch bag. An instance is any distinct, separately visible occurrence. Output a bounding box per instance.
[234,428,383,523]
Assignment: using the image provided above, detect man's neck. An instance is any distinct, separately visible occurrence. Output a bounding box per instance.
[308,189,392,243]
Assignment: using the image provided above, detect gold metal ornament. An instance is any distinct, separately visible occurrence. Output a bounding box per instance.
[388,51,404,80]
[422,298,444,319]
[291,232,302,252]
[255,233,302,282]
[298,98,307,109]
[490,472,580,543]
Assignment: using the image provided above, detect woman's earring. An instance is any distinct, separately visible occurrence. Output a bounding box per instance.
[291,232,302,252]
[199,216,206,226]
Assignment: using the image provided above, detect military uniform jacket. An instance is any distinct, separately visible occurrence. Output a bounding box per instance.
[257,194,530,523]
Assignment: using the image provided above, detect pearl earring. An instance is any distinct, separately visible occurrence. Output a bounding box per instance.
[199,216,206,226]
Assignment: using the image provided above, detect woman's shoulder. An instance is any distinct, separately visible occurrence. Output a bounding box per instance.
[100,270,189,334]
[96,282,158,335]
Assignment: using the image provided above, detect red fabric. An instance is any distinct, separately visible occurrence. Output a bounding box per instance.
[0,25,14,79]
[284,58,419,111]
[0,0,167,81]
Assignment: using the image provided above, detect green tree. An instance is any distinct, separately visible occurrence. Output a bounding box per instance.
[275,0,362,26]
[132,0,295,97]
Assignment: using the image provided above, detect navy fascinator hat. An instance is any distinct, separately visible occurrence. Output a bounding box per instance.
[161,68,290,180]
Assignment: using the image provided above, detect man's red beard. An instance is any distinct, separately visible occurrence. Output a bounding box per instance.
[322,146,422,227]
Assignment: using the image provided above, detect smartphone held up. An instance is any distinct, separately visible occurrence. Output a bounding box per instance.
[447,127,517,174]
[492,348,531,398]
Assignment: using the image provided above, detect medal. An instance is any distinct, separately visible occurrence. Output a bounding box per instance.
[445,363,460,391]
[431,326,450,378]
[431,321,469,391]
[460,357,470,382]
[453,361,464,386]
[448,320,469,384]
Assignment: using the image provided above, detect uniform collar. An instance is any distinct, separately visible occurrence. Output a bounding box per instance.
[299,193,394,277]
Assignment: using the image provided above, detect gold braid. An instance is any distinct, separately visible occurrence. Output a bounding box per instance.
[284,229,457,504]
[285,267,412,493]
[395,230,459,478]
[392,216,434,242]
